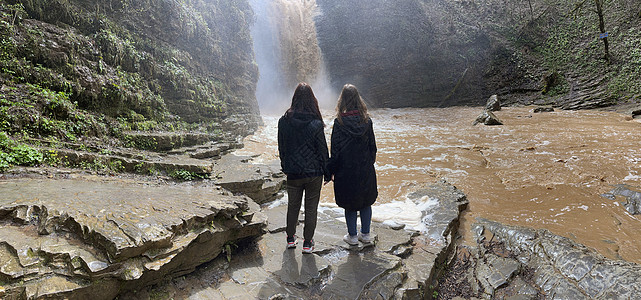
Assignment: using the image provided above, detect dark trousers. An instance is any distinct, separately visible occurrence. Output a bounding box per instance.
[286,175,322,241]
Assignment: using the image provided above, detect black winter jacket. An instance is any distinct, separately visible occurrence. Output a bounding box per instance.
[328,115,377,211]
[278,112,330,180]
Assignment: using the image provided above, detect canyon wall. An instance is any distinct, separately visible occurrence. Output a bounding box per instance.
[314,0,641,109]
[0,0,260,142]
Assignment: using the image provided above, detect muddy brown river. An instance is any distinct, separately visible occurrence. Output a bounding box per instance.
[235,106,641,263]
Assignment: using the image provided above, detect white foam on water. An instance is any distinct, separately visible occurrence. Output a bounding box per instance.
[535,151,555,155]
[370,195,439,232]
[374,163,428,172]
[266,193,288,209]
[423,153,448,162]
[429,167,468,176]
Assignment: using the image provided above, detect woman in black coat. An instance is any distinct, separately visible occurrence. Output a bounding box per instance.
[328,84,378,246]
[278,82,330,254]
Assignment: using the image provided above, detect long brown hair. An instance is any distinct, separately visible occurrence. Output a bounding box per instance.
[336,84,369,124]
[285,82,324,126]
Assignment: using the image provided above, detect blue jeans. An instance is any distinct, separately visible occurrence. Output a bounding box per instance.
[344,206,372,236]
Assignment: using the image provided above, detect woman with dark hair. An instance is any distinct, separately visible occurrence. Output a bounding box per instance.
[328,84,378,246]
[277,82,330,254]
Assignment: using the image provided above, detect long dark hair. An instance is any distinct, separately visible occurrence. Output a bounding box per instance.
[336,84,369,124]
[285,82,324,126]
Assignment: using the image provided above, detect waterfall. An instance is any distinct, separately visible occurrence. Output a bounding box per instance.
[249,0,336,113]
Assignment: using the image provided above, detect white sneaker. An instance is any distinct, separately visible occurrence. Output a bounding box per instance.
[343,234,359,245]
[358,233,373,243]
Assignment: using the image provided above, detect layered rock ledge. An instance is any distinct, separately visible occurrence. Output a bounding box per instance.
[437,218,641,299]
[119,181,469,299]
[0,178,266,299]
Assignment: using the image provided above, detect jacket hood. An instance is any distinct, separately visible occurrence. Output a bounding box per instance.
[284,112,321,130]
[338,115,369,136]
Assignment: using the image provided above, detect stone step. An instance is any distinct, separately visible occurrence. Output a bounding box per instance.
[211,154,285,204]
[50,147,215,175]
[123,131,234,152]
[166,141,241,159]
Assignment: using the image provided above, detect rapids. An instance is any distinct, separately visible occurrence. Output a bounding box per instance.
[235,106,641,263]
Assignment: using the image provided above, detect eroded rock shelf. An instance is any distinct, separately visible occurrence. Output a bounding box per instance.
[0,178,266,299]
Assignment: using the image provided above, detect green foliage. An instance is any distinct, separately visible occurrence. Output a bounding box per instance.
[168,169,207,181]
[42,149,61,166]
[607,27,641,101]
[0,82,101,140]
[0,131,43,171]
[542,71,569,96]
[133,161,146,173]
[124,135,158,151]
[222,241,238,263]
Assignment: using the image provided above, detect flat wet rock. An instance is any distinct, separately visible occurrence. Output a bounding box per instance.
[211,154,285,204]
[119,181,468,299]
[603,184,641,215]
[0,178,266,299]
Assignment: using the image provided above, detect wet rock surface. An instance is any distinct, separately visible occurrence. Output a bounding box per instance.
[438,218,641,299]
[473,110,503,126]
[603,185,641,215]
[211,155,285,205]
[119,181,469,299]
[532,107,555,113]
[485,95,501,112]
[0,176,266,299]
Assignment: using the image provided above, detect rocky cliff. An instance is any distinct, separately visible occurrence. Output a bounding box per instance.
[0,0,260,150]
[314,0,641,109]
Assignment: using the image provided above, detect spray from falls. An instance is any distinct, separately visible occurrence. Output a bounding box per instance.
[249,0,336,114]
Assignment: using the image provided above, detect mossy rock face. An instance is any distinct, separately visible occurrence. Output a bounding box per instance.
[0,1,259,152]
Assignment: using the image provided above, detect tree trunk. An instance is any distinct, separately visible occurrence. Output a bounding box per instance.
[594,0,610,63]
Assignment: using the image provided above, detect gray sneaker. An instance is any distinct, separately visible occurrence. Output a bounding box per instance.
[358,232,373,243]
[343,234,358,245]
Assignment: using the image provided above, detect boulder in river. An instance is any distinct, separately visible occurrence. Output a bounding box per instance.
[485,94,501,112]
[533,106,555,113]
[603,184,641,215]
[473,110,503,126]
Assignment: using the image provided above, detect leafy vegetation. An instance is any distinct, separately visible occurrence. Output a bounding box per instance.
[0,131,43,171]
[168,169,208,181]
[529,0,640,102]
[0,0,259,175]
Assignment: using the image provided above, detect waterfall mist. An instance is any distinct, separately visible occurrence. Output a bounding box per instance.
[249,0,337,114]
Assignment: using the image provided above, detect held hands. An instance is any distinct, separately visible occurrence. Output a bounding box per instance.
[324,175,334,185]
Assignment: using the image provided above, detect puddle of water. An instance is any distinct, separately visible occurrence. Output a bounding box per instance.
[236,106,641,263]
